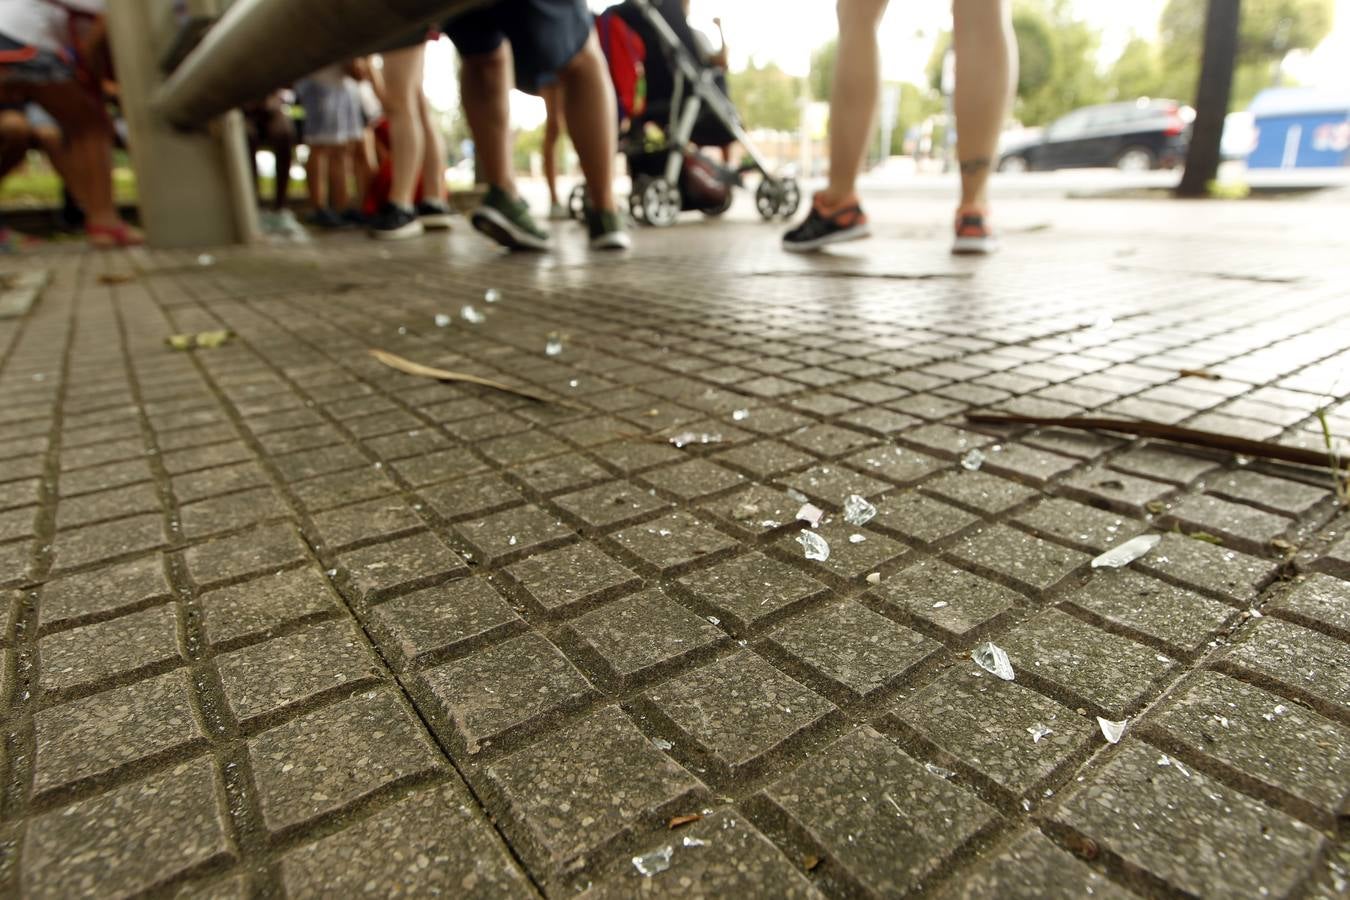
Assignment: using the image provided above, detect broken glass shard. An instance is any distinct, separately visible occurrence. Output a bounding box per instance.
[797,529,830,561]
[971,642,1014,681]
[669,431,722,448]
[434,313,452,327]
[632,846,673,877]
[924,762,955,779]
[484,288,501,303]
[1028,723,1053,743]
[653,737,673,751]
[460,304,486,324]
[1091,534,1162,569]
[1097,717,1127,743]
[196,253,215,266]
[960,448,985,471]
[843,494,877,526]
[795,503,825,527]
[732,408,749,421]
[866,572,882,585]
[544,332,563,356]
[682,836,707,848]
[849,533,866,543]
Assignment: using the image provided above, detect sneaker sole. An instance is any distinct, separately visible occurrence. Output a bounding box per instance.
[471,206,549,251]
[370,220,426,241]
[418,213,454,229]
[590,232,632,251]
[781,223,871,253]
[951,235,999,255]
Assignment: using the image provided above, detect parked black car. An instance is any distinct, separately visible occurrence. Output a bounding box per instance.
[999,100,1192,172]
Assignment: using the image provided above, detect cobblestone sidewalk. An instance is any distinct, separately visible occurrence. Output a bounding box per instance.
[1,196,1348,898]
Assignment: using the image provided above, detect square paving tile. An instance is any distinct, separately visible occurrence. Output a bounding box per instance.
[554,480,671,528]
[948,525,1091,596]
[871,558,1022,639]
[452,504,576,563]
[337,531,468,603]
[611,510,738,574]
[199,567,339,647]
[505,541,640,615]
[568,587,725,686]
[38,604,181,697]
[39,554,170,631]
[370,576,521,666]
[674,551,827,631]
[216,619,374,725]
[1061,570,1236,654]
[184,522,308,588]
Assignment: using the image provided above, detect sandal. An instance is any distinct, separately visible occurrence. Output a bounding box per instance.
[86,222,145,249]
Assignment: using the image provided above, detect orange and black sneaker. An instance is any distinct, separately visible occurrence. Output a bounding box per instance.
[951,211,999,255]
[782,193,870,253]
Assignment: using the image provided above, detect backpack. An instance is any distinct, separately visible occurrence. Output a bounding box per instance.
[596,9,646,120]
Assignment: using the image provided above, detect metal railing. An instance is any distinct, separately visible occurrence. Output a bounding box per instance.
[154,0,488,128]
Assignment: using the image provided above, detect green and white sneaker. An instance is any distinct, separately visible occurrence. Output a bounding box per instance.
[470,185,550,251]
[587,208,631,250]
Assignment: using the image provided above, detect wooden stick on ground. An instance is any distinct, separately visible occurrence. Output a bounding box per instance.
[965,412,1348,470]
[369,348,571,406]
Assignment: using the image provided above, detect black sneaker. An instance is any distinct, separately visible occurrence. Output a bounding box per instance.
[369,202,425,241]
[586,208,632,250]
[470,185,550,251]
[339,207,367,227]
[782,195,870,253]
[305,207,346,229]
[416,199,454,230]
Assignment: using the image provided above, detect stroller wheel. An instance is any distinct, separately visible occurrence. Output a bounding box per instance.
[778,178,802,219]
[641,177,680,228]
[568,184,588,222]
[629,177,649,225]
[755,179,780,220]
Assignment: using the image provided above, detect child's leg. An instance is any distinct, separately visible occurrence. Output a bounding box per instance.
[459,45,515,195]
[382,44,426,208]
[556,33,615,213]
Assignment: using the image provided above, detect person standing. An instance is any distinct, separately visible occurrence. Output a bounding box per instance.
[540,82,569,221]
[782,0,1016,255]
[295,62,364,228]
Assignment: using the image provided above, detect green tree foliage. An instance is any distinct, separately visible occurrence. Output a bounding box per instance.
[808,39,837,101]
[1158,0,1334,106]
[1106,37,1168,101]
[727,61,803,132]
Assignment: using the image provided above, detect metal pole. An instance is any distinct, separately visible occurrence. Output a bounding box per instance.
[156,0,488,128]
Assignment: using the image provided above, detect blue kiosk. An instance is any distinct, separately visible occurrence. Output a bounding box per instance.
[1247,87,1350,169]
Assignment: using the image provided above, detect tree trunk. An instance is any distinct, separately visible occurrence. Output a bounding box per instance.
[1176,0,1241,198]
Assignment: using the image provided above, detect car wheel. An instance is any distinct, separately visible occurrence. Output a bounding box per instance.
[1115,147,1155,172]
[998,155,1029,174]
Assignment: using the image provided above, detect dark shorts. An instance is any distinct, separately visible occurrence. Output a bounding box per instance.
[443,0,591,94]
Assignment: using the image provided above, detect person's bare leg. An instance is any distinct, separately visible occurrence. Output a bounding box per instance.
[27,83,122,230]
[331,144,353,210]
[541,83,565,207]
[0,110,31,179]
[460,45,514,194]
[306,145,328,208]
[952,0,1015,214]
[383,44,425,208]
[352,134,375,209]
[417,92,447,203]
[821,0,889,206]
[557,33,615,212]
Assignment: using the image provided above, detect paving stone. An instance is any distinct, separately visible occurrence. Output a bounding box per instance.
[583,808,822,899]
[249,688,439,833]
[780,464,891,506]
[216,619,374,724]
[1109,443,1222,486]
[478,429,570,466]
[22,757,230,899]
[1205,470,1329,516]
[291,466,398,512]
[338,531,468,603]
[199,566,339,646]
[1135,533,1278,604]
[1150,669,1350,821]
[364,427,452,462]
[1013,497,1147,553]
[52,513,165,571]
[185,522,308,588]
[923,470,1038,515]
[948,525,1091,596]
[872,557,1022,639]
[1270,573,1350,637]
[569,588,725,686]
[418,472,523,521]
[1223,617,1350,710]
[554,480,671,528]
[370,577,521,665]
[1060,467,1173,515]
[453,504,575,562]
[779,521,911,583]
[40,553,170,630]
[869,491,978,545]
[0,476,40,512]
[951,828,1132,900]
[842,445,949,487]
[647,651,834,775]
[636,459,748,501]
[162,440,253,475]
[54,482,159,532]
[766,726,996,896]
[39,605,181,696]
[611,510,738,574]
[712,440,815,479]
[60,458,153,498]
[1061,570,1237,654]
[310,495,423,550]
[1053,739,1322,899]
[697,483,800,536]
[769,600,938,698]
[896,668,1093,796]
[280,781,535,898]
[588,440,684,474]
[1000,609,1176,715]
[33,669,203,795]
[422,632,594,754]
[675,551,827,631]
[272,444,368,482]
[979,442,1080,484]
[1162,494,1291,551]
[505,541,640,615]
[489,705,701,867]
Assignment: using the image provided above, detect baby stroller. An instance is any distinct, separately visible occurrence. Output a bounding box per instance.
[575,0,801,227]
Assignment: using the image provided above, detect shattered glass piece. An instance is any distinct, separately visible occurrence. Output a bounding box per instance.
[544,332,563,356]
[971,642,1014,681]
[1262,704,1288,722]
[632,846,673,877]
[1097,717,1127,744]
[508,535,518,546]
[653,737,673,751]
[460,304,486,324]
[848,533,866,544]
[196,253,215,266]
[760,520,781,528]
[707,616,720,625]
[682,836,707,848]
[1091,534,1162,569]
[786,488,809,503]
[924,762,955,779]
[669,431,723,448]
[732,408,749,421]
[842,494,877,526]
[434,313,452,327]
[960,448,986,471]
[484,287,501,303]
[866,572,882,585]
[795,503,825,527]
[932,601,949,609]
[797,529,830,562]
[1157,754,1193,777]
[1028,723,1053,743]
